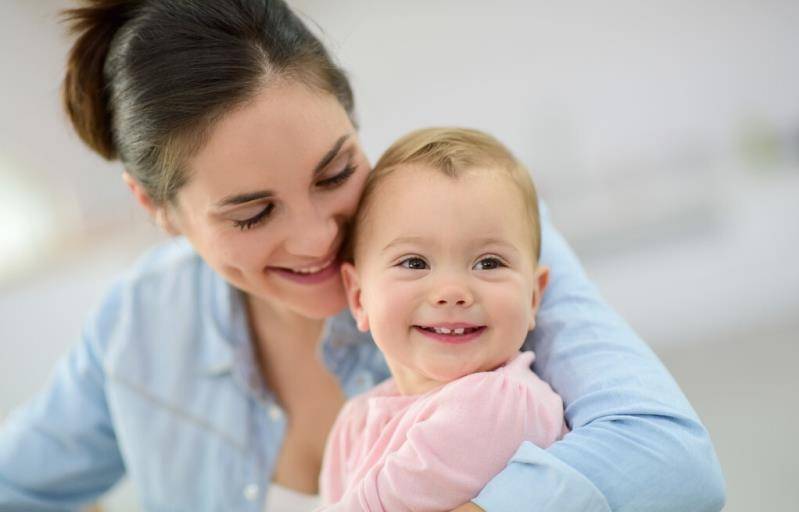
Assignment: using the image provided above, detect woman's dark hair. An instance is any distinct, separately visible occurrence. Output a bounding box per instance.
[62,0,355,203]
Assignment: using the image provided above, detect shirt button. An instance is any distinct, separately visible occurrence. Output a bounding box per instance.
[354,374,370,390]
[243,483,259,501]
[268,405,283,422]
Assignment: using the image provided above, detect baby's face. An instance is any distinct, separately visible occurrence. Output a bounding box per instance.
[342,164,548,394]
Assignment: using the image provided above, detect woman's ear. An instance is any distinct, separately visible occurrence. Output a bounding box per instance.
[122,172,179,235]
[340,262,369,332]
[528,265,550,330]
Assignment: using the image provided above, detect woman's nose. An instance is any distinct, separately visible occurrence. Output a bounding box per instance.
[283,205,338,258]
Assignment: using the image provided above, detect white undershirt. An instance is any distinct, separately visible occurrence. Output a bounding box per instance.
[264,482,321,511]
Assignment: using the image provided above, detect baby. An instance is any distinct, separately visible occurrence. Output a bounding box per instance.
[317,127,567,511]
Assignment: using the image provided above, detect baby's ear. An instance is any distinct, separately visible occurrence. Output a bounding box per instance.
[528,265,550,330]
[340,262,369,332]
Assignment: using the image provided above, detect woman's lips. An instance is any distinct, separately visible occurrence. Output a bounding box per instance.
[413,325,487,345]
[268,258,341,285]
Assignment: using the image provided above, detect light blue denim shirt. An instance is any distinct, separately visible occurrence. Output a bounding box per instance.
[0,212,725,512]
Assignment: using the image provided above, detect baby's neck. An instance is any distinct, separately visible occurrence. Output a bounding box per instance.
[387,361,453,396]
[387,356,509,396]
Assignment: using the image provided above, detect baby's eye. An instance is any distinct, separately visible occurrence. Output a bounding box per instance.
[473,257,505,270]
[399,257,428,270]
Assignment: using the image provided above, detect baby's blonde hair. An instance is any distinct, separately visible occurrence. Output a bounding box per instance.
[347,127,542,263]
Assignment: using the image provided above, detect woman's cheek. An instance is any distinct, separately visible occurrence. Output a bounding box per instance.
[214,229,270,272]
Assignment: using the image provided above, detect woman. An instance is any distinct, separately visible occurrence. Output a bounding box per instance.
[0,1,725,511]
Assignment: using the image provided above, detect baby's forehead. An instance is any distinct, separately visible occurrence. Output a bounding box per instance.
[372,162,518,197]
[354,165,535,254]
[372,165,528,214]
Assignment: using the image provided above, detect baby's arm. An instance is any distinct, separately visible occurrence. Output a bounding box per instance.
[318,361,564,512]
[319,399,363,504]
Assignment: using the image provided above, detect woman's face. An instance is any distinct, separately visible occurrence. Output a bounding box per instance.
[167,83,370,319]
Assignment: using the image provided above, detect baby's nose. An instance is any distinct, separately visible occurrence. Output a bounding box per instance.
[431,284,474,307]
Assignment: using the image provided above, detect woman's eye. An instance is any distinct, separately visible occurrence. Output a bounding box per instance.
[474,257,504,270]
[399,257,428,270]
[317,164,356,188]
[233,203,274,231]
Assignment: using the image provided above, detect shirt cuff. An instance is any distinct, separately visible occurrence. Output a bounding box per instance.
[472,442,610,512]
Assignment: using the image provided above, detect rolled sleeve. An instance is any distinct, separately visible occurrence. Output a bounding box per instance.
[474,442,609,512]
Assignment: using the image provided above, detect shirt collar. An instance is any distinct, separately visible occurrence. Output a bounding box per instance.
[319,309,374,375]
[198,265,240,376]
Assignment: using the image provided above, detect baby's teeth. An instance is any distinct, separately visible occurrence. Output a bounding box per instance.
[431,327,469,335]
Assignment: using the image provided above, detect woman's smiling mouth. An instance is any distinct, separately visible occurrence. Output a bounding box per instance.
[268,254,341,284]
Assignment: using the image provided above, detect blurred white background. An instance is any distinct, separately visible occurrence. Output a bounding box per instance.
[1,1,797,510]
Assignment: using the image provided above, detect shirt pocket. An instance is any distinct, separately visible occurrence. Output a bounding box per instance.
[106,376,262,511]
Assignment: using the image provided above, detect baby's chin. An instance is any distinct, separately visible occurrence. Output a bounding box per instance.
[424,354,515,382]
[422,361,491,384]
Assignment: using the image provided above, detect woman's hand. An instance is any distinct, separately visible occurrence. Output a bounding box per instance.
[450,503,484,512]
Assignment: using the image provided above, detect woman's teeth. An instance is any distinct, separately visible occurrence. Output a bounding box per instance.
[291,256,335,274]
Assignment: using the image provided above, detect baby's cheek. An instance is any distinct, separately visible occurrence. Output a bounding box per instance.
[379,281,418,311]
[494,289,535,330]
[370,285,414,330]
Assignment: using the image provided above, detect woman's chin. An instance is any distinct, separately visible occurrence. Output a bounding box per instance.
[288,290,349,320]
[299,301,348,320]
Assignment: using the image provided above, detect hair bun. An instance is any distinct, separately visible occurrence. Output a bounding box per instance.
[61,0,137,160]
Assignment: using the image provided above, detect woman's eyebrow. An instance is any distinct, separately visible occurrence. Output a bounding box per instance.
[216,190,274,207]
[214,133,352,208]
[312,133,352,175]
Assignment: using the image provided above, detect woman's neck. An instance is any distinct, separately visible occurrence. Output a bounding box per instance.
[246,295,324,333]
[245,294,325,358]
[244,293,342,418]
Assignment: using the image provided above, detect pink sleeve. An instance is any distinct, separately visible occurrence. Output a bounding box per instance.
[319,399,364,504]
[318,357,565,512]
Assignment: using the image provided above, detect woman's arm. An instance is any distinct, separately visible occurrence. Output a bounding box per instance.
[0,283,126,510]
[472,207,726,512]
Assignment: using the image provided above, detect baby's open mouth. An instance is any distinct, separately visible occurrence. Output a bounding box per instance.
[414,325,486,336]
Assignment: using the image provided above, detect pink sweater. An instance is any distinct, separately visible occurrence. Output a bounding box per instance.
[317,351,567,511]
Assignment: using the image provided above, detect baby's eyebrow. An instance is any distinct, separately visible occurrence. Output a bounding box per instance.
[471,238,519,252]
[381,236,520,254]
[382,236,427,253]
